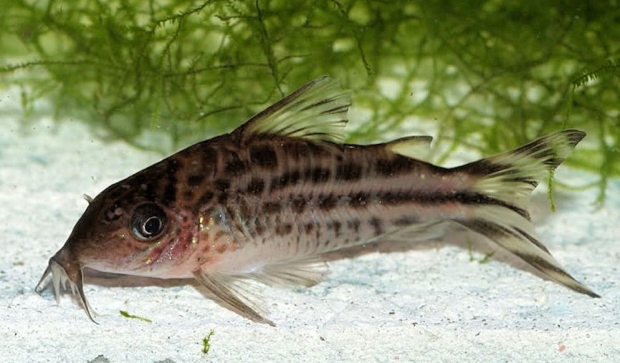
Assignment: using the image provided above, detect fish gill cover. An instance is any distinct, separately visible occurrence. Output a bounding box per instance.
[0,0,618,201]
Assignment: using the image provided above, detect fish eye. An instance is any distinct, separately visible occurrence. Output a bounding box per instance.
[131,203,168,241]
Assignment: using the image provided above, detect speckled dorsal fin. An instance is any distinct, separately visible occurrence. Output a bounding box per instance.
[234,76,352,143]
[384,135,433,161]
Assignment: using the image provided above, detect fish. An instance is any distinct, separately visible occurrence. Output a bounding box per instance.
[35,76,599,326]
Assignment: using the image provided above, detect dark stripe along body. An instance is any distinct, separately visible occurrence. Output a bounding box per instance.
[169,136,446,257]
[35,76,597,326]
[160,127,597,302]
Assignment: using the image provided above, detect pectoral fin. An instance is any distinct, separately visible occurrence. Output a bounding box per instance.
[194,254,330,325]
[252,256,330,288]
[193,270,275,326]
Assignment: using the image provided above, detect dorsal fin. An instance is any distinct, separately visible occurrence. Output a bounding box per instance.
[384,135,433,162]
[234,76,352,143]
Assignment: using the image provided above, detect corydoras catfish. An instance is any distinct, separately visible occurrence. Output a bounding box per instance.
[36,76,598,325]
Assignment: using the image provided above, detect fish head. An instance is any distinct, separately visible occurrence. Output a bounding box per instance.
[35,159,199,320]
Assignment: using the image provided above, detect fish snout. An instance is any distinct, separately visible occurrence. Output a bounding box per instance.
[35,247,98,323]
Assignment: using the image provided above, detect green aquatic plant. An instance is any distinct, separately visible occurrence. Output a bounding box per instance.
[466,238,494,264]
[119,310,153,323]
[201,329,215,355]
[1,0,618,200]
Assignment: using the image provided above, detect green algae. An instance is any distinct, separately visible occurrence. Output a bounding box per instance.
[201,329,215,355]
[1,0,618,200]
[119,309,153,323]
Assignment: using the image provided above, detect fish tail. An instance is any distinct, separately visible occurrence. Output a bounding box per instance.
[452,129,599,297]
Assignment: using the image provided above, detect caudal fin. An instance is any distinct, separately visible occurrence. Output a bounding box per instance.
[453,130,599,297]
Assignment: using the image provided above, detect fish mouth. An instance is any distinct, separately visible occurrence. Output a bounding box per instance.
[35,255,98,324]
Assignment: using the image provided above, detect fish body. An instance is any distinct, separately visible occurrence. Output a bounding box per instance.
[36,76,598,325]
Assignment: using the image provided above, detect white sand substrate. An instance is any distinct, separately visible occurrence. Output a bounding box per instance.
[0,90,618,362]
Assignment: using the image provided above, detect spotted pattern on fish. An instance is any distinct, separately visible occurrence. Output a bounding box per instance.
[36,76,598,327]
[167,136,460,261]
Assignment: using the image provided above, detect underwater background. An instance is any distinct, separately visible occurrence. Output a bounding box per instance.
[0,1,619,362]
[1,0,618,200]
